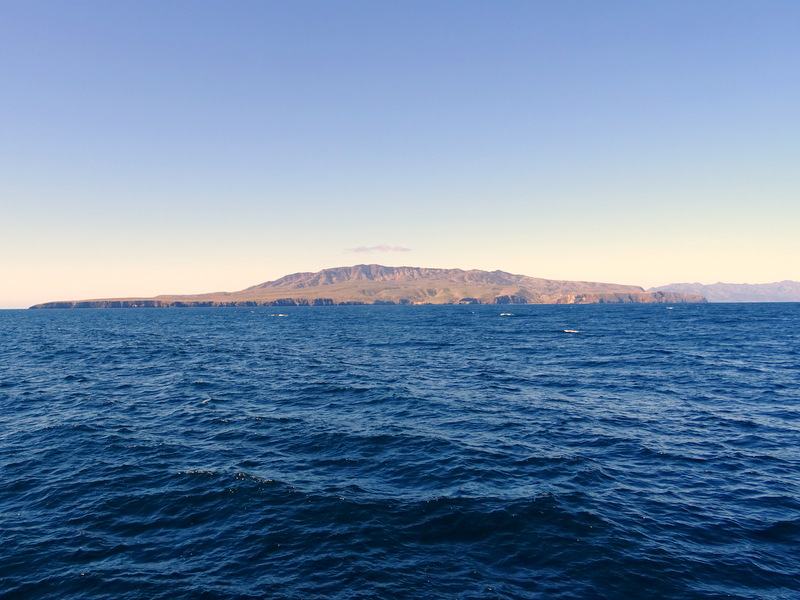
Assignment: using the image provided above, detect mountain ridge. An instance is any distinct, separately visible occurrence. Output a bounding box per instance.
[649,280,800,302]
[30,264,707,308]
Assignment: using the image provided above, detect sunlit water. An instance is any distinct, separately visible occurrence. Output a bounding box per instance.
[1,304,798,599]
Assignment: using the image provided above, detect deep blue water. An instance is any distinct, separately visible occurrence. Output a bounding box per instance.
[1,304,798,599]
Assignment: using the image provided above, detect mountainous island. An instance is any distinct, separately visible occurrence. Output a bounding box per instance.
[649,280,800,303]
[30,265,706,308]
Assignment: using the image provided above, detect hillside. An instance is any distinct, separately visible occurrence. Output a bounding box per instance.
[31,264,706,308]
[649,281,800,302]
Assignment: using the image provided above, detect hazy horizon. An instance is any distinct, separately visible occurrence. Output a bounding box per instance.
[8,262,800,309]
[3,1,799,309]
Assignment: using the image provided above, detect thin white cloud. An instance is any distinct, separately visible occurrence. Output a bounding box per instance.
[349,245,412,253]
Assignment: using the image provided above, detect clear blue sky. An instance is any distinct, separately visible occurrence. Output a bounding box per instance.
[2,1,798,308]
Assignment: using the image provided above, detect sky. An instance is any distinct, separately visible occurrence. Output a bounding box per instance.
[1,1,798,308]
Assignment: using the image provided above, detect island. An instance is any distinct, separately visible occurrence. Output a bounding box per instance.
[30,264,706,308]
[649,280,800,302]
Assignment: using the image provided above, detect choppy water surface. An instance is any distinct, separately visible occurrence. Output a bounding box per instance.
[1,304,798,599]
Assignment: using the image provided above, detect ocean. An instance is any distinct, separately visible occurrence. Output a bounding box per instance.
[1,304,798,599]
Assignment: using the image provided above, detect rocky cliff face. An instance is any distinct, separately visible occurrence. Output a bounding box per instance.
[30,264,707,308]
[553,291,706,304]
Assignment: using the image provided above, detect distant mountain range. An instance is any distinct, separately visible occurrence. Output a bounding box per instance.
[30,264,705,308]
[649,281,800,302]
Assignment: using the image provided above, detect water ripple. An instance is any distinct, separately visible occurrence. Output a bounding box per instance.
[1,304,798,599]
